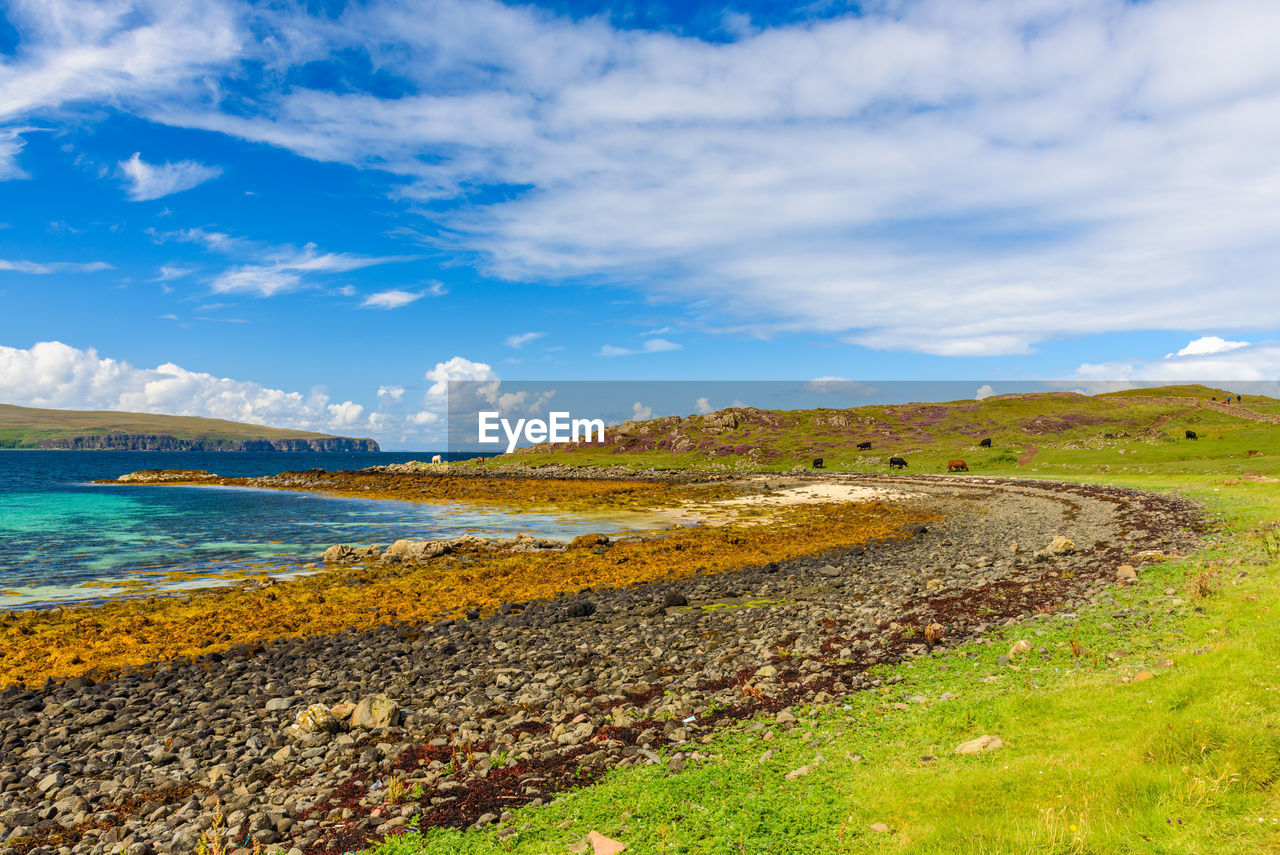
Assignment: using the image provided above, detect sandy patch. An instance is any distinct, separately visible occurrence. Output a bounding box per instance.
[715,483,909,507]
[672,481,911,526]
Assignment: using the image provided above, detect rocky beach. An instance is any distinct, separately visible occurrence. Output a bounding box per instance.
[0,470,1205,855]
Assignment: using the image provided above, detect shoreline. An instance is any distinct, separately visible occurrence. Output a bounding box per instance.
[0,472,1205,855]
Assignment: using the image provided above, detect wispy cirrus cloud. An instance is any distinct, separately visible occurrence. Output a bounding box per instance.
[598,338,682,357]
[0,258,111,274]
[119,152,222,201]
[505,331,544,349]
[148,227,415,297]
[361,288,424,309]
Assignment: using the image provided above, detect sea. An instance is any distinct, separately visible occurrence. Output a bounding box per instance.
[0,451,668,610]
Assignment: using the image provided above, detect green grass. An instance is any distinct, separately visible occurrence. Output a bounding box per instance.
[375,390,1280,855]
[462,384,1280,475]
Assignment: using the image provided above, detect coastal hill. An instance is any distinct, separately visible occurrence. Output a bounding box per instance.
[508,383,1278,470]
[0,403,380,452]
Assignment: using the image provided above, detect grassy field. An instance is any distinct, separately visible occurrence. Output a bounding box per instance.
[375,387,1280,854]
[485,384,1279,476]
[0,402,361,447]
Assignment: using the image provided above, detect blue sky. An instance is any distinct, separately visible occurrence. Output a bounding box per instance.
[2,0,1280,449]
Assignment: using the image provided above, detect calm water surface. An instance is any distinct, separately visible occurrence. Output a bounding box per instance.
[0,451,669,609]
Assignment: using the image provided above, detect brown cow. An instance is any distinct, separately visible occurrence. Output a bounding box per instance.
[947,459,969,472]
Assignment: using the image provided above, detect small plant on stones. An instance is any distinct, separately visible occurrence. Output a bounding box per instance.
[385,774,408,805]
[197,801,267,855]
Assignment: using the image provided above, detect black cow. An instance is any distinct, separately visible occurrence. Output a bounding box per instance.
[1185,430,1198,440]
[979,438,992,448]
[813,457,824,468]
[856,441,872,450]
[889,456,908,469]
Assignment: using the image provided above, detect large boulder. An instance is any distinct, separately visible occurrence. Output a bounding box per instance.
[351,694,400,730]
[285,703,341,739]
[322,544,354,563]
[384,539,450,562]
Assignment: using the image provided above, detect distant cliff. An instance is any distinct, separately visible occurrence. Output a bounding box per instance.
[35,433,380,452]
[0,402,380,452]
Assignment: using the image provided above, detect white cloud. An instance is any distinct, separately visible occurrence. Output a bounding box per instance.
[1168,335,1251,358]
[139,0,1280,356]
[326,400,365,426]
[0,340,481,444]
[693,396,713,414]
[10,1,1280,355]
[0,340,361,432]
[119,152,222,201]
[209,243,409,297]
[362,288,424,309]
[598,338,682,357]
[152,265,193,282]
[0,259,111,273]
[1074,339,1280,387]
[632,401,653,420]
[0,128,34,180]
[505,331,545,348]
[975,384,995,400]
[424,355,497,399]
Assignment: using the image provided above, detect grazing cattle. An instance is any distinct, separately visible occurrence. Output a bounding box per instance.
[889,456,908,469]
[856,441,873,450]
[1185,430,1198,440]
[947,459,969,472]
[979,438,992,448]
[812,457,824,468]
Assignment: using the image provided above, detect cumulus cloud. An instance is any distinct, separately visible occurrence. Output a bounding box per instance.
[0,340,369,433]
[377,385,405,400]
[1167,336,1251,358]
[599,338,682,357]
[975,384,995,400]
[424,355,497,399]
[1074,339,1280,388]
[693,396,713,414]
[632,401,653,421]
[361,289,424,309]
[505,331,544,349]
[0,259,111,274]
[119,152,222,200]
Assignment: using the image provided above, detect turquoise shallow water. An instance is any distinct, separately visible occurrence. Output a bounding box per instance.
[0,451,665,609]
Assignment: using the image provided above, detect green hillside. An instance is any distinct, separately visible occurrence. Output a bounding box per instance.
[495,384,1279,474]
[0,403,379,451]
